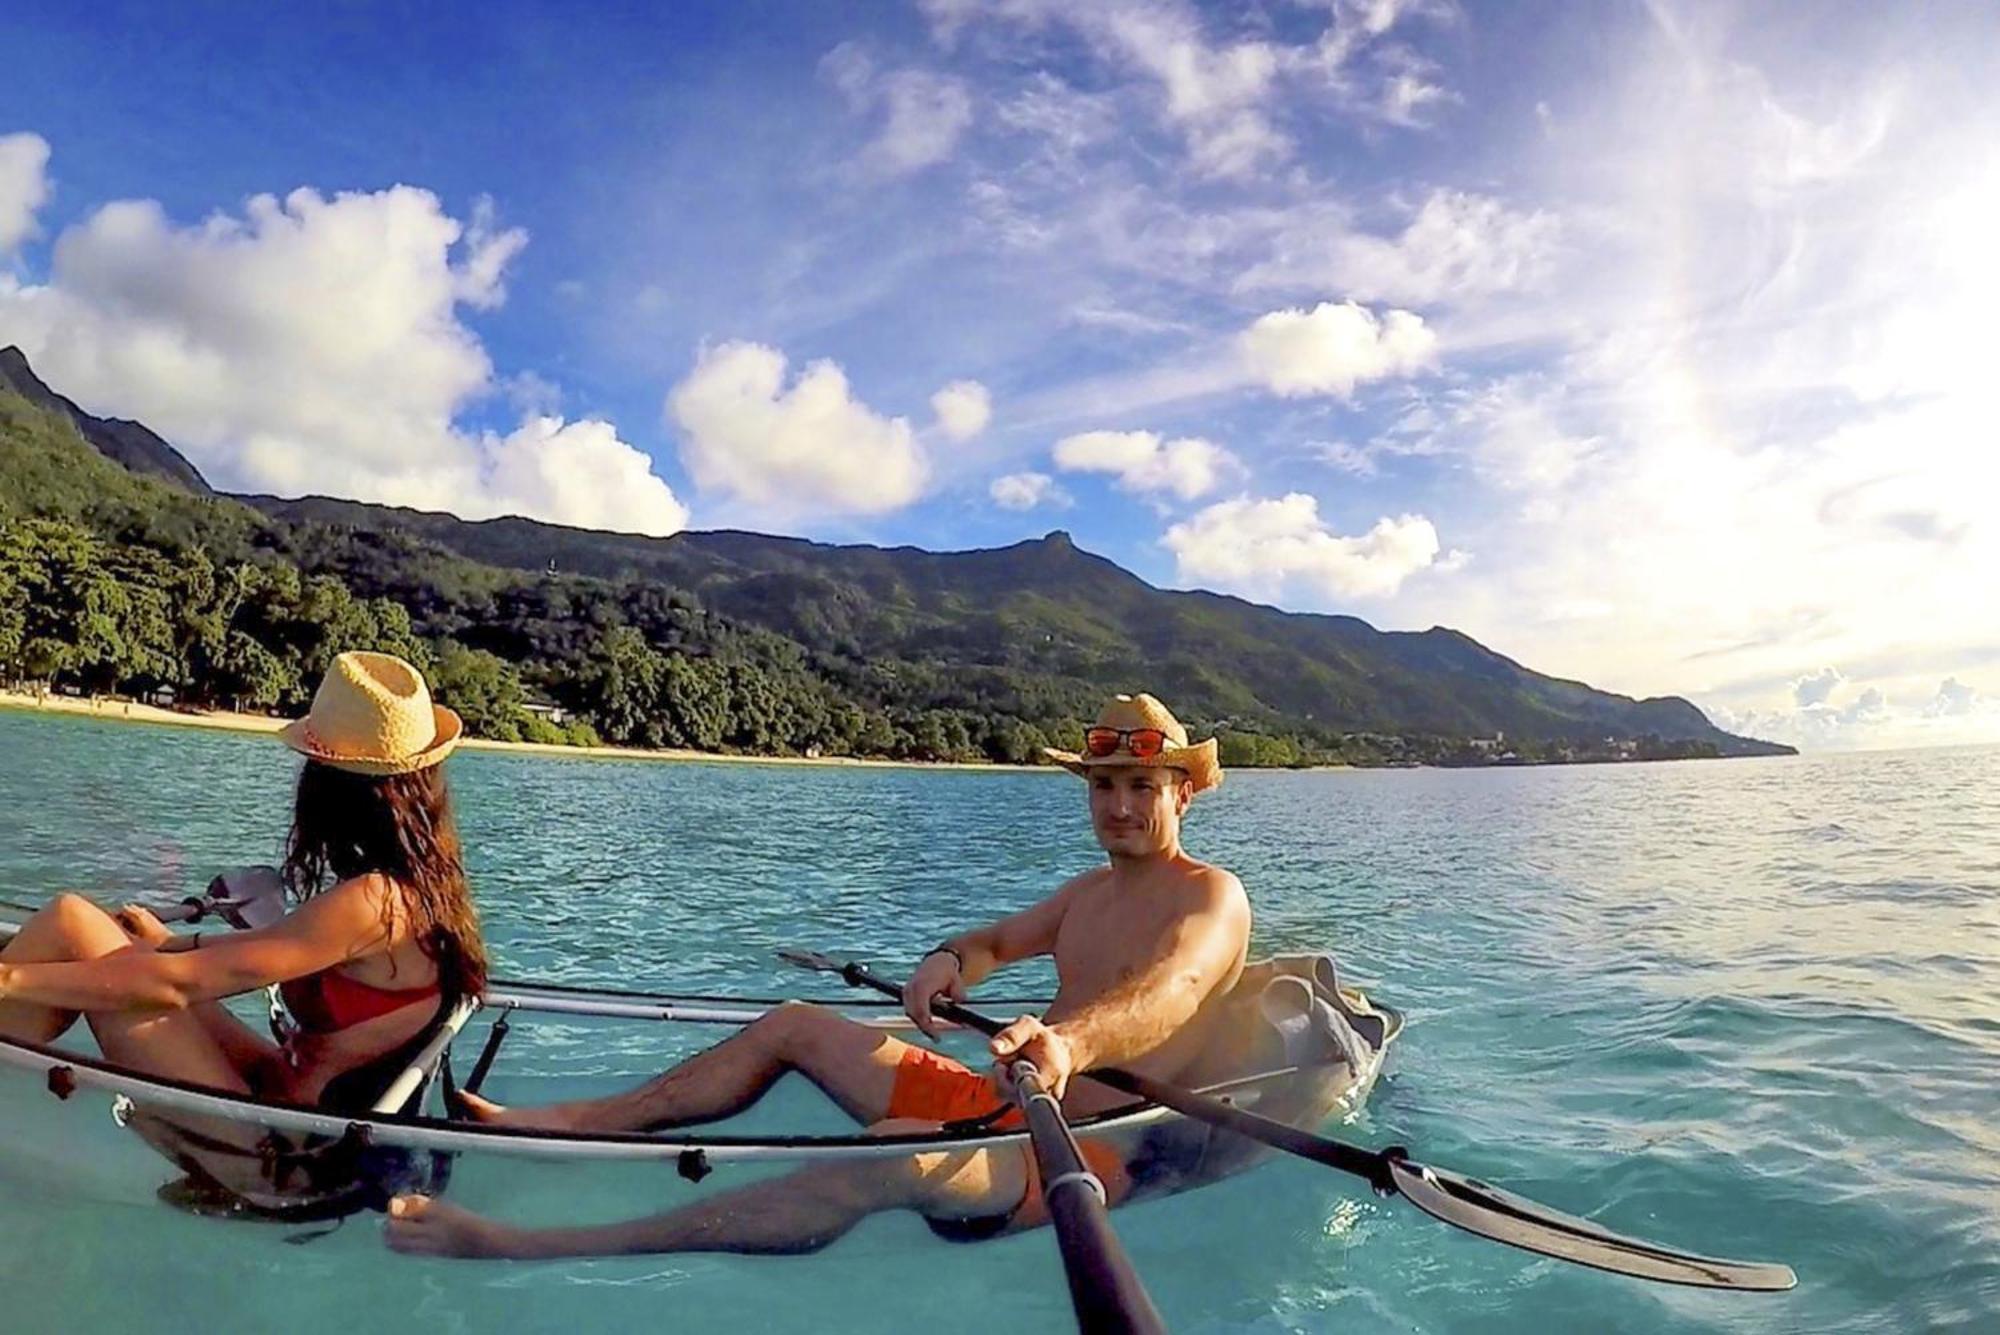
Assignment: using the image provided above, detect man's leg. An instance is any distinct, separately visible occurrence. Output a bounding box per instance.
[463,1001,919,1132]
[384,1119,1032,1260]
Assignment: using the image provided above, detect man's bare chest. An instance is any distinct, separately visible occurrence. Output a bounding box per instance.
[1050,883,1191,992]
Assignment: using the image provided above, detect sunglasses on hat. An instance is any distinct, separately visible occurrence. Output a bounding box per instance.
[1084,726,1170,759]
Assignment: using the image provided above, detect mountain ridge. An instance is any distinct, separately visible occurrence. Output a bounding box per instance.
[0,347,1792,760]
[0,347,212,495]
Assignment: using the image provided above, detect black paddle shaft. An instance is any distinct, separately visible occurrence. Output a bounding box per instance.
[808,955,1798,1293]
[1010,1061,1168,1335]
[831,958,1401,1189]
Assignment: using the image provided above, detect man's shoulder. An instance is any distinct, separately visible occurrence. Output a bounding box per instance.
[1150,857,1247,914]
[1176,856,1244,895]
[1058,866,1117,898]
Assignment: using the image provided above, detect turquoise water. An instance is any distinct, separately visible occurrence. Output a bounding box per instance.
[1,707,1995,1333]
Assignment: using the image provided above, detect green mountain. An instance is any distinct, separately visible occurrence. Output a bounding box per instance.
[0,347,212,495]
[0,347,1792,763]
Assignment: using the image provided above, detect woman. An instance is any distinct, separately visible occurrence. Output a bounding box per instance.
[0,651,487,1208]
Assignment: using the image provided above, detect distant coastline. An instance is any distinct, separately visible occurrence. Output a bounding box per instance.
[0,689,1057,775]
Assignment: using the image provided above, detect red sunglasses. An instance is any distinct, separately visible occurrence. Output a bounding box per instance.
[1084,726,1170,759]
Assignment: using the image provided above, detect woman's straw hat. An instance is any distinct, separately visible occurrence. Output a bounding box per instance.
[1044,693,1222,794]
[278,651,462,776]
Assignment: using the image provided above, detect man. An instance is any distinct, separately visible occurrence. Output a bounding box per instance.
[387,693,1248,1259]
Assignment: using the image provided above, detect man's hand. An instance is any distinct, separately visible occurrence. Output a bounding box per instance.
[990,1014,1082,1101]
[902,949,966,1039]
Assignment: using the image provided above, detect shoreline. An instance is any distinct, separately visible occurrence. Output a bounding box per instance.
[0,689,1053,775]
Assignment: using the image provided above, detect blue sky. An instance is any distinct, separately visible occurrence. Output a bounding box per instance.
[3,0,1997,748]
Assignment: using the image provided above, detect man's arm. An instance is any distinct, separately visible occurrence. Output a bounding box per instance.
[901,875,1089,1036]
[989,870,1249,1098]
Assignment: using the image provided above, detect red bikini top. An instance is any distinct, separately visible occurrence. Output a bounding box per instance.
[280,968,441,1034]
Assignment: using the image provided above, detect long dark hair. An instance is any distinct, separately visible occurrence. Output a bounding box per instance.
[281,761,488,1000]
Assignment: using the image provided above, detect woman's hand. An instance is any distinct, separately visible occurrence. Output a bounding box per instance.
[902,949,967,1039]
[113,904,174,949]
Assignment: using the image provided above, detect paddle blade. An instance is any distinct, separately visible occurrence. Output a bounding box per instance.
[207,866,288,931]
[1385,1158,1797,1292]
[775,947,845,975]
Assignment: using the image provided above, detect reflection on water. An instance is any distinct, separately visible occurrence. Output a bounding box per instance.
[1,709,1996,1333]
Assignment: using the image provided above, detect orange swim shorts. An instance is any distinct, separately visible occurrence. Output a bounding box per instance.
[888,1045,1132,1236]
[886,1043,1019,1126]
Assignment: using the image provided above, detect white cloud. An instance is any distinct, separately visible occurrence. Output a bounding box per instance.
[1369,44,1454,128]
[1927,677,1979,718]
[1380,69,1448,125]
[1792,667,1844,708]
[453,195,529,311]
[1240,300,1437,398]
[926,0,1442,179]
[1163,493,1448,600]
[1709,674,1999,752]
[1238,190,1563,308]
[1409,376,1598,494]
[822,44,974,177]
[1309,439,1382,477]
[1364,16,2000,749]
[997,74,1119,161]
[931,379,992,440]
[478,416,689,536]
[666,339,927,517]
[989,471,1067,510]
[1053,429,1237,500]
[1049,4,1287,178]
[1122,32,1284,176]
[0,163,686,535]
[0,132,51,255]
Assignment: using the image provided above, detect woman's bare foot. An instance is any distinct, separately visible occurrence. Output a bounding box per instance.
[453,1090,585,1133]
[385,1194,528,1259]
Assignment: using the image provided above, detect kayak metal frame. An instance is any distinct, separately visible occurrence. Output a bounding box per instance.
[0,1010,1336,1165]
[0,900,1387,1166]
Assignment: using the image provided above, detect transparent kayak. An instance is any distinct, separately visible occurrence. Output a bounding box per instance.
[0,898,1401,1227]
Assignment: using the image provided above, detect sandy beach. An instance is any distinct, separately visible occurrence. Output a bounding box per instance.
[0,689,1053,775]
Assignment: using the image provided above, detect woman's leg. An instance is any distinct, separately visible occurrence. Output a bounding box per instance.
[0,894,248,1092]
[188,999,285,1080]
[0,893,114,1042]
[1,897,293,1203]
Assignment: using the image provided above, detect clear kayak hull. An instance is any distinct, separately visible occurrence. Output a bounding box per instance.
[0,898,1401,1227]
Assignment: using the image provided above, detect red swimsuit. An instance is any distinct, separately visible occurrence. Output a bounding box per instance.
[280,969,440,1033]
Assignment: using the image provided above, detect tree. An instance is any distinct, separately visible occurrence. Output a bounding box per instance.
[97,543,179,691]
[212,630,294,710]
[578,626,668,748]
[518,712,566,745]
[658,654,731,750]
[0,524,30,679]
[3,518,131,686]
[431,641,528,741]
[984,716,1051,765]
[366,599,434,676]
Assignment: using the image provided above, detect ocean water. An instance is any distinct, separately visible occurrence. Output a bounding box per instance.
[0,707,1995,1333]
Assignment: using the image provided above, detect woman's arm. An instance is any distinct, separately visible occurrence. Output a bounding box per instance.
[0,880,393,1013]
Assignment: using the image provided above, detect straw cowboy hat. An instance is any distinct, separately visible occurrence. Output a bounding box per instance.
[278,651,462,776]
[1044,693,1222,795]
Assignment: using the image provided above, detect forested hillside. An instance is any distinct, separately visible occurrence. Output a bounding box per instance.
[0,348,1791,765]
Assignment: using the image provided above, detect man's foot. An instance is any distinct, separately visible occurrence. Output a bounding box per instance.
[385,1194,527,1259]
[453,1090,584,1132]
